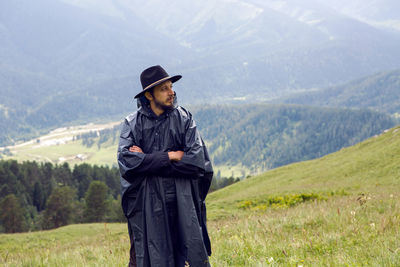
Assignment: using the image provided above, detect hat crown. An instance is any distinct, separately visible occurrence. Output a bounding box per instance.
[140,65,169,90]
[135,65,181,99]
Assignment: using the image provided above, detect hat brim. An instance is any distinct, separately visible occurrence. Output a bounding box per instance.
[134,75,182,99]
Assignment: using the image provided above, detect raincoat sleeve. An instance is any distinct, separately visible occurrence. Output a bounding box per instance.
[169,115,210,178]
[118,118,171,187]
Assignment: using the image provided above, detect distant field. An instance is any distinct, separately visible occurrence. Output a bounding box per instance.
[0,121,121,167]
[1,126,399,266]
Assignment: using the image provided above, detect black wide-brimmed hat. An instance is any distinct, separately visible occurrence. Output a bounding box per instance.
[134,65,182,99]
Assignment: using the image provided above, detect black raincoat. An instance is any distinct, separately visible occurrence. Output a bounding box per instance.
[117,96,213,267]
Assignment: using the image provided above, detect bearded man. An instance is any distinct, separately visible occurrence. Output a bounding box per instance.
[117,65,213,267]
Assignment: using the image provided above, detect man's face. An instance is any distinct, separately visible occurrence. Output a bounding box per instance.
[149,80,175,111]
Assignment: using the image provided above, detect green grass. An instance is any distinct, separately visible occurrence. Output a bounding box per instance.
[0,223,130,266]
[1,126,400,266]
[210,194,400,266]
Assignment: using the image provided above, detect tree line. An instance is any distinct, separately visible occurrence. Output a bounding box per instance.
[0,159,240,233]
[0,160,124,233]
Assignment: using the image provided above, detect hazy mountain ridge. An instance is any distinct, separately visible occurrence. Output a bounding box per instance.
[320,0,400,32]
[2,0,400,96]
[280,69,400,115]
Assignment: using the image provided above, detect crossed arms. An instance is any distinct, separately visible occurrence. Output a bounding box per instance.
[118,118,207,186]
[129,146,184,162]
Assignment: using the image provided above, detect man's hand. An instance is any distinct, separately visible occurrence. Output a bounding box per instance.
[129,146,143,153]
[168,151,184,161]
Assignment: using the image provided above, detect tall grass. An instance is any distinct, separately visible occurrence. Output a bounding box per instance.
[209,193,400,266]
[0,223,130,267]
[1,193,399,266]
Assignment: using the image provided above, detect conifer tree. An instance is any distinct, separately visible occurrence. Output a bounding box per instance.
[84,181,108,222]
[42,186,75,229]
[0,194,25,233]
[33,181,45,211]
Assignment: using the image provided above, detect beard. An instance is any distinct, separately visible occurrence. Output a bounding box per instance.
[153,95,175,112]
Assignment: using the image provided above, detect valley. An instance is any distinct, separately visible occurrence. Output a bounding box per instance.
[1,104,395,179]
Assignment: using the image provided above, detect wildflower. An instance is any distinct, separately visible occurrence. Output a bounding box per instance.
[390,194,394,198]
[370,223,375,228]
[350,211,356,216]
[268,257,274,263]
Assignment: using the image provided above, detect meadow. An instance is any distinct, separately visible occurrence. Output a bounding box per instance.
[1,195,399,266]
[1,126,399,266]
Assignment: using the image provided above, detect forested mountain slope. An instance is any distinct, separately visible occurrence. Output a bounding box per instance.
[194,104,395,173]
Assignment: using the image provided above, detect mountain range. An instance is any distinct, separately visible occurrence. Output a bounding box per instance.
[1,0,400,145]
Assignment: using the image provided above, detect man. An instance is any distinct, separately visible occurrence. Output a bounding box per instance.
[117,65,213,267]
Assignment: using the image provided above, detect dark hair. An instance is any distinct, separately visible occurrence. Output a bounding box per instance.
[138,95,150,108]
[137,87,157,108]
[147,87,154,95]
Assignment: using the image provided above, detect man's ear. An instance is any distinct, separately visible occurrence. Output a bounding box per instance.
[144,91,153,101]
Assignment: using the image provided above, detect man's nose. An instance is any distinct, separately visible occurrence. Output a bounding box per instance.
[168,87,174,95]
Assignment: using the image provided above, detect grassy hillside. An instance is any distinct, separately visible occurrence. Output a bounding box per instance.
[207,125,400,266]
[1,126,399,266]
[208,125,400,213]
